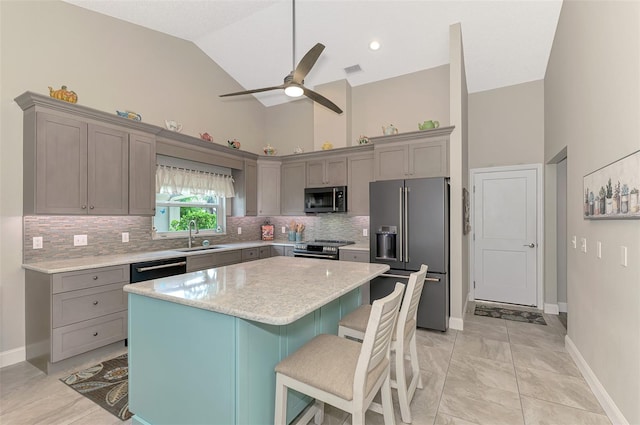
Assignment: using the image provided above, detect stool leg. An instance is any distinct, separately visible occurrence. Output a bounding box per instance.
[410,333,423,390]
[274,374,288,425]
[381,373,396,425]
[395,346,412,424]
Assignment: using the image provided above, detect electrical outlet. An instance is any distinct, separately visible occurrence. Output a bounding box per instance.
[580,238,587,253]
[621,246,628,267]
[237,227,242,235]
[363,228,368,237]
[572,236,577,249]
[73,234,87,246]
[33,236,43,249]
[597,241,602,259]
[282,226,286,234]
[122,232,129,243]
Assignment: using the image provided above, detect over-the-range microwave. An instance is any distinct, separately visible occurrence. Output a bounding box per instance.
[304,186,347,213]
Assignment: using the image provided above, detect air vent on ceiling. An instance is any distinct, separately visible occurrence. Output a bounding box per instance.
[344,64,362,74]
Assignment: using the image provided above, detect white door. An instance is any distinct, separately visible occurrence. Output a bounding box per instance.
[473,168,538,306]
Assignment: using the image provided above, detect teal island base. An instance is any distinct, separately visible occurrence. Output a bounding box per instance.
[128,288,361,425]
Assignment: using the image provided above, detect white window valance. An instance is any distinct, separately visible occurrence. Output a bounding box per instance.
[156,165,235,198]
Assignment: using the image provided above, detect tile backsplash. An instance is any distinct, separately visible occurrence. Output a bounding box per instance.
[23,214,369,263]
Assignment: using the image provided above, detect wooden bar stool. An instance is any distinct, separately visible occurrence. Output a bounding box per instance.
[338,264,428,423]
[274,282,405,425]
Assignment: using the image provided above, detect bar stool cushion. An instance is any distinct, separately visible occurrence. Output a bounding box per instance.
[274,333,389,401]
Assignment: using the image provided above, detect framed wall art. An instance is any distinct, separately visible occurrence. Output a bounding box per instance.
[583,149,640,219]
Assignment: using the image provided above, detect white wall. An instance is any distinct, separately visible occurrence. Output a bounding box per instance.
[545,1,640,423]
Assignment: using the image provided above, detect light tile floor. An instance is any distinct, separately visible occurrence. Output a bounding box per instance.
[0,303,611,425]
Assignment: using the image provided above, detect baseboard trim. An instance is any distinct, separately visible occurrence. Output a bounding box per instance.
[565,335,629,425]
[558,302,568,313]
[449,316,464,331]
[544,303,559,315]
[1,346,26,368]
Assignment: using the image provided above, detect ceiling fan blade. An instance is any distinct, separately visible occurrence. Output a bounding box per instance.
[303,87,343,114]
[292,43,325,84]
[220,85,284,97]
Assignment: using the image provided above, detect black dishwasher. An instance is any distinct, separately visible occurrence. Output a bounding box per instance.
[130,257,187,283]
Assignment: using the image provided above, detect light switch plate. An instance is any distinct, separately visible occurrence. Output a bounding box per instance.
[363,228,368,237]
[33,236,43,249]
[572,236,577,249]
[73,234,87,246]
[621,246,628,267]
[597,241,602,258]
[282,226,286,234]
[580,238,587,253]
[122,232,129,243]
[237,227,242,235]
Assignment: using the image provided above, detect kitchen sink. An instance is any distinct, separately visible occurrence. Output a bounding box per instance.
[174,246,223,252]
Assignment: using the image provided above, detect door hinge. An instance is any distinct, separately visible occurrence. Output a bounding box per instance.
[473,185,475,193]
[473,233,475,241]
[473,281,476,288]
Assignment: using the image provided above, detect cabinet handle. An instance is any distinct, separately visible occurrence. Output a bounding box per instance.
[82,205,87,209]
[89,205,94,210]
[93,276,98,280]
[93,332,98,337]
[93,300,98,305]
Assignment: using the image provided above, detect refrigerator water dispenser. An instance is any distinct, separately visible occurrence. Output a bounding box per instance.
[376,226,397,260]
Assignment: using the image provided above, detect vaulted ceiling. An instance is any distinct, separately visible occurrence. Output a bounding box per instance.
[64,0,563,108]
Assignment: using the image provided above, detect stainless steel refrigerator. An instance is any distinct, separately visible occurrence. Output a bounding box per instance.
[369,177,449,331]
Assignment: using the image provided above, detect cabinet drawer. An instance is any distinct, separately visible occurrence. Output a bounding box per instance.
[187,250,242,272]
[241,248,259,262]
[52,265,129,294]
[259,246,271,259]
[51,311,127,362]
[339,250,369,263]
[52,283,128,328]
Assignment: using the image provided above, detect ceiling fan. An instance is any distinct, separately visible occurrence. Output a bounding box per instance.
[219,0,343,114]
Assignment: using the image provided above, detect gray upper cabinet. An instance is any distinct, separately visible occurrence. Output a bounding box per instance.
[347,152,374,215]
[257,160,281,216]
[372,128,453,181]
[281,161,306,215]
[87,124,129,215]
[306,157,347,187]
[129,132,156,215]
[232,159,258,217]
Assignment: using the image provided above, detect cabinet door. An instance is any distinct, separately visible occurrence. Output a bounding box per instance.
[87,124,129,215]
[244,160,258,216]
[281,161,306,215]
[347,153,373,215]
[408,139,449,178]
[374,145,408,181]
[257,161,281,216]
[306,160,326,187]
[35,113,88,214]
[326,157,347,186]
[129,133,156,215]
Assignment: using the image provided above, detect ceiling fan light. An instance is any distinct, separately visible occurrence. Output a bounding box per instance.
[369,40,380,51]
[284,85,304,97]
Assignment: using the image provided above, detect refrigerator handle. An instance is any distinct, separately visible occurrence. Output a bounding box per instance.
[332,187,336,211]
[404,186,409,262]
[398,186,403,262]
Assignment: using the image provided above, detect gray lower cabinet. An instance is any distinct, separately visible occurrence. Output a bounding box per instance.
[25,265,129,373]
[347,152,374,215]
[259,246,271,259]
[339,249,370,304]
[281,161,306,215]
[241,248,259,262]
[186,250,242,272]
[272,245,295,257]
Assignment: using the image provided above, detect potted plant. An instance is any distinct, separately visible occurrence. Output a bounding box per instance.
[584,188,590,216]
[621,184,629,214]
[598,186,606,214]
[589,191,595,216]
[630,187,639,213]
[606,179,613,214]
[613,181,621,214]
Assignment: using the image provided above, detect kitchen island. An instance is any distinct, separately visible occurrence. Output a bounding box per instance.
[124,256,389,425]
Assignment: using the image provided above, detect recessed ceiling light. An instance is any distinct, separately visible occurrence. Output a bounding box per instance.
[369,40,380,51]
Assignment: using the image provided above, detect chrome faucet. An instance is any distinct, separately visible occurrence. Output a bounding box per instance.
[188,219,199,248]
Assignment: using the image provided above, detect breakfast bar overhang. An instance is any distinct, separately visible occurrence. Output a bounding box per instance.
[124,256,389,425]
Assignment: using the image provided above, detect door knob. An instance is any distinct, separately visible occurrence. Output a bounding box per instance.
[524,243,536,248]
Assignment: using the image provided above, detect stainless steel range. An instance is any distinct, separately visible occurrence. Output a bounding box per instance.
[293,239,355,260]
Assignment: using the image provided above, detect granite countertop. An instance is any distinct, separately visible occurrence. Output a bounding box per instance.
[124,256,389,325]
[340,243,370,251]
[22,241,295,274]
